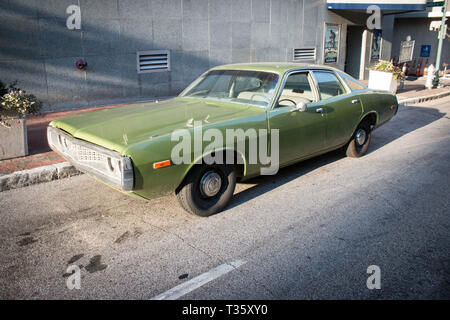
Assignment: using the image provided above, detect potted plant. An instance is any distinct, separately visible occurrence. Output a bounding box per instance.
[0,81,42,160]
[368,60,405,94]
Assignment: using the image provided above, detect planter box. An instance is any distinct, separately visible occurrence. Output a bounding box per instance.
[368,70,398,94]
[0,117,28,160]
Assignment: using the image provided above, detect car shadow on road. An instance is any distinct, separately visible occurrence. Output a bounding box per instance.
[366,105,446,155]
[227,105,445,211]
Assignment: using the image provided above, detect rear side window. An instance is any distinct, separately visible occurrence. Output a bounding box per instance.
[339,72,366,91]
[313,71,345,100]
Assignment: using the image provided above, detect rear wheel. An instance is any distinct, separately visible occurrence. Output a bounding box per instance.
[345,121,371,158]
[176,164,236,217]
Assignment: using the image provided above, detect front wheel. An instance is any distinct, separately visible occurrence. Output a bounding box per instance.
[345,122,371,158]
[176,164,236,217]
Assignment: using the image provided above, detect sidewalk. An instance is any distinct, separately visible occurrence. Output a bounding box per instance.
[1,78,450,191]
[0,101,149,175]
[360,77,450,103]
[393,77,450,104]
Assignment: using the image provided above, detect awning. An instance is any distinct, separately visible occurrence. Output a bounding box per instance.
[326,0,427,11]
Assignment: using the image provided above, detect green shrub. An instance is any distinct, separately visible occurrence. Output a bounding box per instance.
[0,81,42,126]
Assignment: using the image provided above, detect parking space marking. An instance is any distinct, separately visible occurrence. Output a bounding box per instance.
[151,260,246,300]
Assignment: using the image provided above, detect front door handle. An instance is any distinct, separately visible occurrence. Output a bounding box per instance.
[352,99,359,104]
[316,107,324,113]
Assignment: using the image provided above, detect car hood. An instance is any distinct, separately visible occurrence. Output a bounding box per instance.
[50,97,264,154]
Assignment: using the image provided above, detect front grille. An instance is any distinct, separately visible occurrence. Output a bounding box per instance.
[55,131,107,164]
[47,126,134,191]
[66,139,104,162]
[77,147,104,162]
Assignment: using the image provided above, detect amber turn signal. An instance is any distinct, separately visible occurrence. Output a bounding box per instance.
[153,160,171,169]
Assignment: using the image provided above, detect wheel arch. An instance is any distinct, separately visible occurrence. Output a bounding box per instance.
[175,148,246,194]
[361,111,378,127]
[354,111,378,133]
[346,111,378,145]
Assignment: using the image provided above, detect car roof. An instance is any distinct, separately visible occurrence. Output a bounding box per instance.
[210,62,342,74]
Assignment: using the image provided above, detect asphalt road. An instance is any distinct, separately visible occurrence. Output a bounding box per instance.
[1,96,449,299]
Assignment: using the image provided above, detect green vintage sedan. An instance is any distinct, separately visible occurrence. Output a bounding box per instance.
[48,63,398,216]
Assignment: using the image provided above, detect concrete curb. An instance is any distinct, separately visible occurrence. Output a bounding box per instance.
[398,89,450,106]
[0,162,81,192]
[1,88,450,192]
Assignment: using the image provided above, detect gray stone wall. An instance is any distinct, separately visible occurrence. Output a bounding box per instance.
[0,0,355,111]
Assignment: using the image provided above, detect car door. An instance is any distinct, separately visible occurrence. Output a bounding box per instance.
[311,70,363,149]
[268,71,327,165]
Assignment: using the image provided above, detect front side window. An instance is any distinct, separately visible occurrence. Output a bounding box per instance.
[180,70,279,107]
[277,72,316,107]
[313,71,346,100]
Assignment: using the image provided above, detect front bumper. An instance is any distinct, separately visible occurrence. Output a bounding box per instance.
[47,126,134,191]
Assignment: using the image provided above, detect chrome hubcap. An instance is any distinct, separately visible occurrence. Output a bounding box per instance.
[200,171,222,197]
[355,129,367,146]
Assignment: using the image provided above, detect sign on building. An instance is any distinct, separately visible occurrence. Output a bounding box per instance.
[370,29,382,61]
[420,45,431,57]
[399,39,415,63]
[324,24,340,64]
[426,1,444,7]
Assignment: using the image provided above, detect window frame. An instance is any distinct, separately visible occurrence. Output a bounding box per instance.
[273,70,320,109]
[310,69,348,101]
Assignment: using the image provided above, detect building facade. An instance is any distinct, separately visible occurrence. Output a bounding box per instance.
[392,2,450,74]
[0,0,430,111]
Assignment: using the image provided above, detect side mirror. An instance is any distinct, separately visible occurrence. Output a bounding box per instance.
[292,101,307,112]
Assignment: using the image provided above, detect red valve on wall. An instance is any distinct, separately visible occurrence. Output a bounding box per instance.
[75,59,87,70]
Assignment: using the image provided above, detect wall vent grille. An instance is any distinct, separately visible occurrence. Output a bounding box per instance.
[137,50,170,73]
[293,48,316,62]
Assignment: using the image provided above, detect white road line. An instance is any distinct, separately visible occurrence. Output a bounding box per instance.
[151,260,246,300]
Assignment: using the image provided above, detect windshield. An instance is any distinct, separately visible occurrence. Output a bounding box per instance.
[180,70,280,107]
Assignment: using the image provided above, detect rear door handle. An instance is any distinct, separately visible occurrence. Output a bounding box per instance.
[316,107,324,113]
[352,99,359,104]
